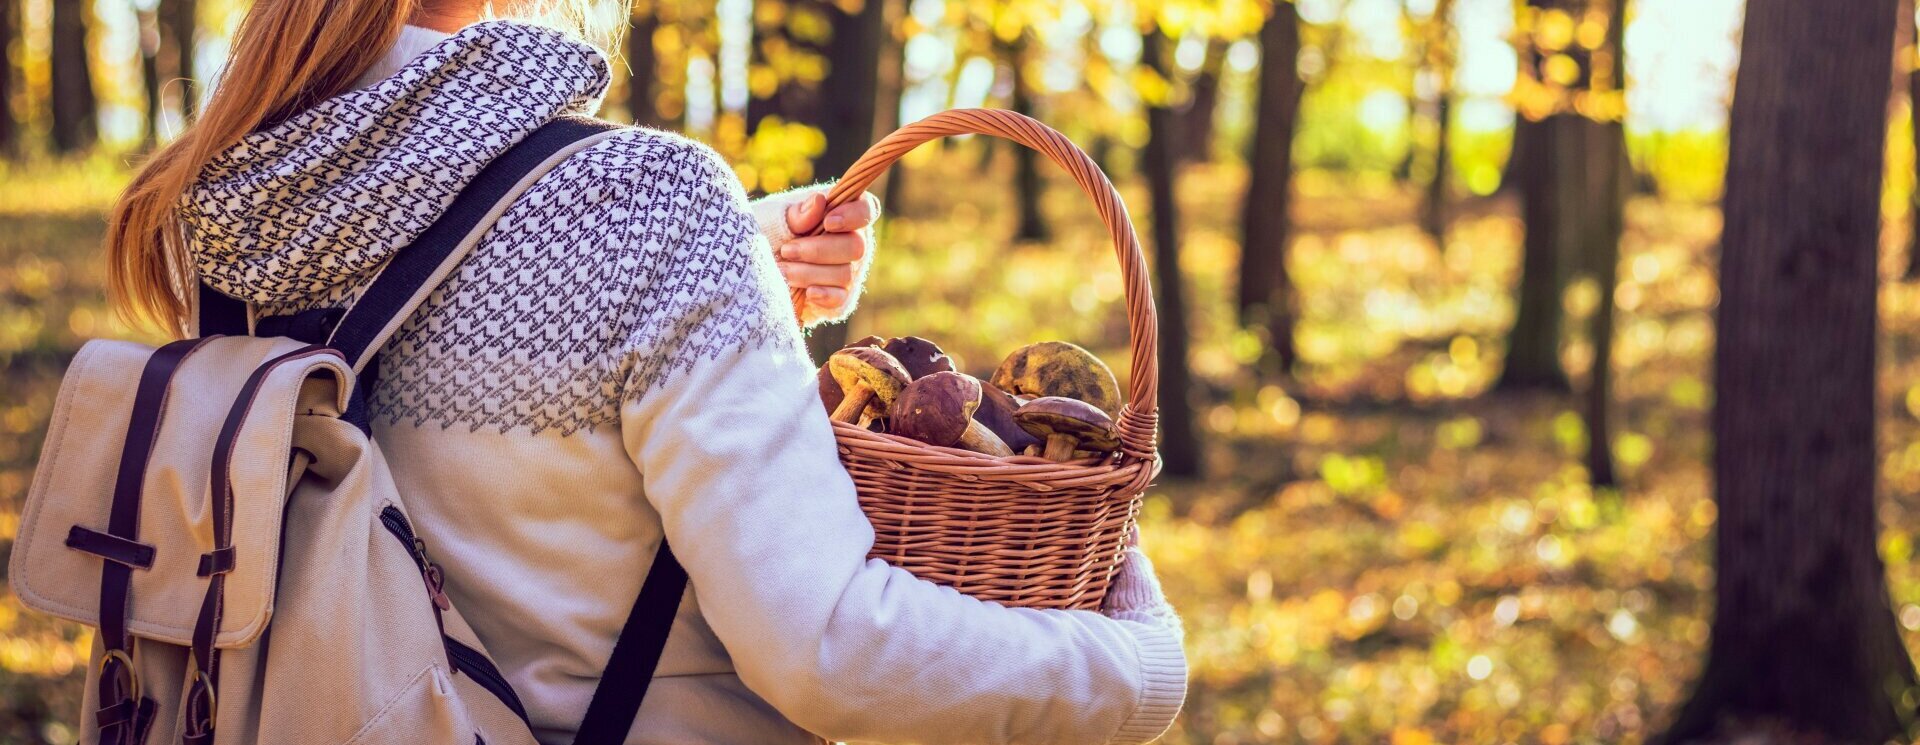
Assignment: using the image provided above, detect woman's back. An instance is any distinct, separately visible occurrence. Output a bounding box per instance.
[173,19,1183,745]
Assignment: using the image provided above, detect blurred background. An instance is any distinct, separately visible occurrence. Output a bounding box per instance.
[1,0,1917,743]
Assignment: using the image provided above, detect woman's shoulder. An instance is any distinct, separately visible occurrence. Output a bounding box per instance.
[561,124,752,210]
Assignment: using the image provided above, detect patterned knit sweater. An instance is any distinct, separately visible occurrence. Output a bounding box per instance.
[183,21,1185,745]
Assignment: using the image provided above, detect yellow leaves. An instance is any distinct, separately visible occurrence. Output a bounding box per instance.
[1391,726,1436,745]
[1533,9,1576,52]
[1130,65,1176,108]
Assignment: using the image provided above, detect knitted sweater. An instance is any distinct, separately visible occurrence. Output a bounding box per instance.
[182,21,1185,745]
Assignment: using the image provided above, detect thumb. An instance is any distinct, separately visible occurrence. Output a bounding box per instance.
[785,192,827,235]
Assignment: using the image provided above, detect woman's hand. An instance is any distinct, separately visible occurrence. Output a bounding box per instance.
[776,191,879,324]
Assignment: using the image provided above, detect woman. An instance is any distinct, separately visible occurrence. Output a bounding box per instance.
[105,1,1186,743]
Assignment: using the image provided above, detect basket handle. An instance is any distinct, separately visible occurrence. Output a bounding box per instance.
[797,108,1160,461]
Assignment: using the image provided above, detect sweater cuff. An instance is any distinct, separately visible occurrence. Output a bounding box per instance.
[1111,622,1187,745]
[749,182,832,251]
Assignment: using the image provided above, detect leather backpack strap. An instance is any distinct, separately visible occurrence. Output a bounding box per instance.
[573,542,689,745]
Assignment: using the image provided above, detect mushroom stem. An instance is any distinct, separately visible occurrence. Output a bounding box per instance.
[830,386,875,423]
[1043,433,1079,462]
[956,420,1014,457]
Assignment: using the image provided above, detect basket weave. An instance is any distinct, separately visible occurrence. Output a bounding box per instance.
[800,109,1161,611]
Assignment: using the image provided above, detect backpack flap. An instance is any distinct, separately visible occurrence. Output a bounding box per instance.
[9,335,351,649]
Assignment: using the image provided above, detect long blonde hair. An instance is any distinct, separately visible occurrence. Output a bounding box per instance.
[106,0,623,334]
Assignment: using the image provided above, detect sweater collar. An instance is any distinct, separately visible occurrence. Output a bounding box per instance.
[352,25,455,91]
[184,21,610,307]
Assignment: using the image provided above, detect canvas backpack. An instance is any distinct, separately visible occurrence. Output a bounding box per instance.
[8,117,690,745]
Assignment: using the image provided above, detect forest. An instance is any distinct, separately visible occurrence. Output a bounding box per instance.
[2,0,1919,742]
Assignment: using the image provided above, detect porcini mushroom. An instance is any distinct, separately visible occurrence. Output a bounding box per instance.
[1014,397,1119,462]
[826,348,910,425]
[892,372,1013,457]
[882,336,956,380]
[974,382,1041,453]
[818,337,889,415]
[990,341,1122,416]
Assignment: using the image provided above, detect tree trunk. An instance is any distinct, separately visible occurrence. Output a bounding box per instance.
[138,7,163,149]
[1237,2,1304,379]
[0,0,17,158]
[802,0,890,364]
[1005,37,1048,242]
[1420,90,1452,242]
[48,0,96,154]
[164,0,197,121]
[1581,0,1627,488]
[1497,112,1571,392]
[1142,29,1203,478]
[874,0,905,211]
[1177,41,1225,164]
[627,6,662,128]
[1907,5,1920,281]
[1657,0,1916,742]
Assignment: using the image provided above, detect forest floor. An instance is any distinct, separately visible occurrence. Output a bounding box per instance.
[4,153,1920,745]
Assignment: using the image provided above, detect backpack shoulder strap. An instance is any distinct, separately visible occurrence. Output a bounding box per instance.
[574,542,688,744]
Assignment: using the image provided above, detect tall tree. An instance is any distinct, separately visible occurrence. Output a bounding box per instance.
[1579,0,1627,487]
[627,2,663,128]
[1657,0,1916,742]
[1497,0,1621,392]
[1238,0,1305,378]
[1142,28,1203,477]
[1001,35,1049,241]
[0,0,16,158]
[802,0,891,363]
[1905,0,1920,281]
[164,0,197,121]
[1414,0,1456,243]
[48,0,96,153]
[138,5,164,149]
[1176,40,1226,164]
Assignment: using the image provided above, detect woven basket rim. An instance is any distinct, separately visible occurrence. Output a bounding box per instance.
[834,421,1155,494]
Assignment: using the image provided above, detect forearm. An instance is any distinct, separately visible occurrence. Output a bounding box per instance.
[625,345,1184,744]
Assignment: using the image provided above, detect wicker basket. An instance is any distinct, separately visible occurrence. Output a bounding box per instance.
[800,109,1161,611]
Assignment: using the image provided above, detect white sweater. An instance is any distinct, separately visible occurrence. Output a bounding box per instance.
[182,21,1185,745]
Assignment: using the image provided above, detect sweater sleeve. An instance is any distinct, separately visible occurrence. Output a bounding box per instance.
[615,142,1185,745]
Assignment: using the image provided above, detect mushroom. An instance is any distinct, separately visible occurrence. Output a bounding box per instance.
[825,347,910,425]
[974,382,1041,453]
[891,372,1014,457]
[818,336,889,415]
[882,336,956,380]
[1014,396,1119,462]
[990,341,1122,417]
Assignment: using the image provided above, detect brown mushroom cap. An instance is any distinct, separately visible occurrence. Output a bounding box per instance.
[892,372,981,446]
[974,382,1042,452]
[818,336,890,415]
[882,336,956,380]
[1014,396,1119,461]
[990,341,1122,416]
[826,347,910,424]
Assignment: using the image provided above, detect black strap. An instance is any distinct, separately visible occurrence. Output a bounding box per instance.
[93,336,218,745]
[183,345,342,742]
[326,115,623,374]
[572,543,688,745]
